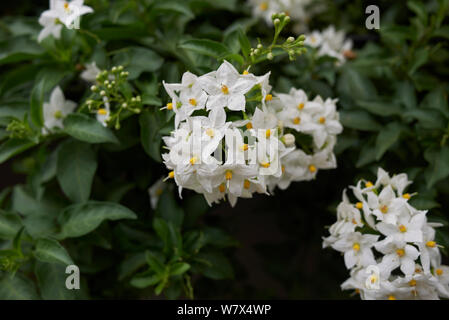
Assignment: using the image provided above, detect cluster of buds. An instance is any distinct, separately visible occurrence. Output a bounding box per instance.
[86,66,143,129]
[248,12,307,64]
[6,117,35,140]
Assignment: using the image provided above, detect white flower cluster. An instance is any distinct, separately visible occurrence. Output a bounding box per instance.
[161,60,342,207]
[304,25,354,65]
[323,168,449,300]
[38,0,93,42]
[248,0,317,31]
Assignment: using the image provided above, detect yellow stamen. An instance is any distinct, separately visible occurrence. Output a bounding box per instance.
[266,129,271,138]
[426,241,436,248]
[260,162,270,168]
[189,98,197,106]
[388,295,396,300]
[293,117,301,124]
[166,102,173,110]
[308,165,316,173]
[189,157,197,165]
[281,165,285,173]
[97,108,108,115]
[259,2,268,10]
[219,183,226,193]
[409,279,417,287]
[297,103,304,110]
[243,70,249,75]
[352,218,357,225]
[64,2,69,10]
[399,225,407,233]
[396,249,405,257]
[206,128,214,137]
[365,181,373,188]
[352,243,360,251]
[319,117,326,124]
[436,269,443,276]
[355,289,360,294]
[380,205,388,214]
[265,94,273,101]
[246,122,253,129]
[356,202,363,209]
[403,193,411,199]
[221,85,229,94]
[370,275,377,284]
[240,144,249,151]
[243,179,251,189]
[168,171,175,179]
[225,170,232,180]
[53,110,63,119]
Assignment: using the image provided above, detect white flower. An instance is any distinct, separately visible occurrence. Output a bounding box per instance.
[305,25,353,64]
[80,62,101,83]
[304,31,323,48]
[38,0,93,42]
[376,211,426,244]
[199,60,258,112]
[306,96,343,149]
[375,240,420,275]
[324,168,449,300]
[96,96,111,127]
[332,232,379,269]
[43,86,77,133]
[163,72,208,128]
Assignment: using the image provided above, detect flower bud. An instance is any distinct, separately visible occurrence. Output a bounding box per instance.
[287,36,295,43]
[267,52,274,60]
[282,133,295,146]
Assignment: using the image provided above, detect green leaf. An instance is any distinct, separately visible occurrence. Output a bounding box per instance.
[151,1,194,19]
[179,39,230,59]
[112,47,164,80]
[155,192,184,228]
[35,261,79,300]
[139,109,166,162]
[118,252,147,281]
[408,47,428,75]
[170,262,190,276]
[395,81,417,109]
[145,251,165,275]
[0,210,22,239]
[34,238,74,266]
[196,252,233,280]
[0,139,35,164]
[403,109,446,129]
[420,88,449,118]
[356,140,377,168]
[339,110,381,131]
[0,36,44,66]
[338,68,377,101]
[238,29,251,59]
[425,146,449,187]
[407,0,428,25]
[375,123,402,160]
[57,201,137,239]
[63,113,119,144]
[0,274,40,300]
[130,273,161,288]
[57,140,97,203]
[356,100,402,116]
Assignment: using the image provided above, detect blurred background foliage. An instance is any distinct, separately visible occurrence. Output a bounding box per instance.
[0,0,448,299]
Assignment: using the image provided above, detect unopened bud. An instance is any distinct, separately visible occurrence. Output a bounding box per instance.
[282,133,295,146]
